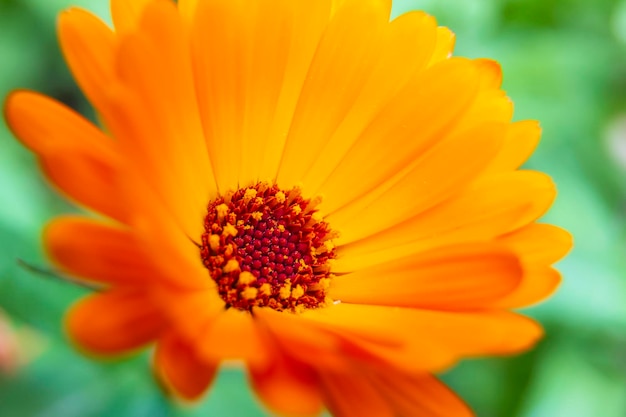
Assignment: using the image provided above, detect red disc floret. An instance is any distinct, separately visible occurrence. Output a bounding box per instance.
[200,183,336,312]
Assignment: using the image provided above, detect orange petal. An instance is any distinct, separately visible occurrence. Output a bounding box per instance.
[102,85,202,237]
[320,372,394,417]
[110,0,152,32]
[58,8,116,111]
[329,243,523,309]
[116,166,210,291]
[189,0,246,190]
[66,289,163,355]
[493,267,561,308]
[275,0,392,189]
[154,332,217,400]
[261,308,445,374]
[408,309,543,357]
[335,170,556,271]
[247,0,331,181]
[4,91,126,223]
[498,223,572,266]
[301,304,543,370]
[196,309,269,367]
[296,306,449,372]
[329,0,392,16]
[484,120,542,173]
[300,11,439,193]
[474,59,503,89]
[255,308,347,372]
[248,342,323,417]
[428,26,455,65]
[488,224,570,307]
[156,289,224,341]
[190,0,332,190]
[111,0,215,239]
[178,0,198,22]
[446,60,510,131]
[316,58,481,216]
[261,306,447,373]
[213,0,334,185]
[237,0,301,184]
[45,216,158,287]
[133,0,216,195]
[327,122,505,243]
[369,372,473,417]
[455,90,512,131]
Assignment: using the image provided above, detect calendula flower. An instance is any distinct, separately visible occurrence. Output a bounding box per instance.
[5,0,571,415]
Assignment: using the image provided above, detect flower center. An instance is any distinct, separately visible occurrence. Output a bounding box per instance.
[200,183,336,313]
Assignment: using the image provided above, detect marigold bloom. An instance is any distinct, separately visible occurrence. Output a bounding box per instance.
[5,0,571,415]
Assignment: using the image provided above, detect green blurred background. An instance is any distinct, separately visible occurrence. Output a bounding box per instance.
[1,0,626,415]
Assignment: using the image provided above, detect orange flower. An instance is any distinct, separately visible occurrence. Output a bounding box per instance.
[5,0,571,415]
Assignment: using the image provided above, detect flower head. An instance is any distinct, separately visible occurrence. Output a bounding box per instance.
[5,0,571,415]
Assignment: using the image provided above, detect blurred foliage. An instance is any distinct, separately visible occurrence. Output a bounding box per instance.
[1,0,626,416]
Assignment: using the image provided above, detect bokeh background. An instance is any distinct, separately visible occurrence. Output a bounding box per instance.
[1,0,626,415]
